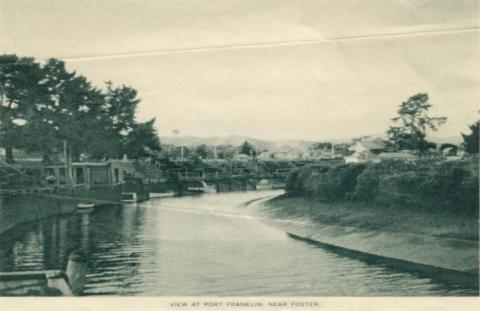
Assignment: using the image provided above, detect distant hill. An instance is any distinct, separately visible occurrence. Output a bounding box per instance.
[159,134,464,152]
[159,135,316,152]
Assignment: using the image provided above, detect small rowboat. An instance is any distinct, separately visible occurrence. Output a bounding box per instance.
[188,181,214,193]
[256,179,273,190]
[120,192,138,203]
[149,191,175,198]
[77,202,95,209]
[120,192,150,203]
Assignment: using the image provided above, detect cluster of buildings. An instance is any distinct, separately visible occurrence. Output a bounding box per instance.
[344,138,464,163]
[231,137,465,164]
[43,160,140,189]
[0,147,164,192]
[343,138,411,163]
[256,145,347,161]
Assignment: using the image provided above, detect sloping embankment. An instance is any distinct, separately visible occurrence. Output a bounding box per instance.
[0,193,120,235]
[253,195,479,289]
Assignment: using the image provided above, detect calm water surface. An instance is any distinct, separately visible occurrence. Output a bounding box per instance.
[0,191,476,296]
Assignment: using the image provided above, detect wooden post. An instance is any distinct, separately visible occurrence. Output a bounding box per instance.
[66,251,87,296]
[63,139,74,190]
[63,139,69,184]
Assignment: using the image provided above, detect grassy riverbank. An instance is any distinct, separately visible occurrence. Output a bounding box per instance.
[262,190,479,282]
[258,157,479,283]
[269,158,479,240]
[263,194,478,241]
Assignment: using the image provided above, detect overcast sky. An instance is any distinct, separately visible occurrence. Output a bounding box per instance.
[1,0,478,141]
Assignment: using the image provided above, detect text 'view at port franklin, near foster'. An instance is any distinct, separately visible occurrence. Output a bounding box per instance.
[0,0,479,306]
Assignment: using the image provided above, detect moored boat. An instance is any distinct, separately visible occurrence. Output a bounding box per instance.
[120,192,149,203]
[187,181,213,193]
[120,192,138,203]
[256,179,273,190]
[149,191,175,198]
[77,202,95,209]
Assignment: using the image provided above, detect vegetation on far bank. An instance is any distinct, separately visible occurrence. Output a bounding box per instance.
[285,158,478,213]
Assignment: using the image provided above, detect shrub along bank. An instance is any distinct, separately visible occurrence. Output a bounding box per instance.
[285,158,478,214]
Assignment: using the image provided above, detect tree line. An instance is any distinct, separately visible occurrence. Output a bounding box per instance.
[0,54,161,164]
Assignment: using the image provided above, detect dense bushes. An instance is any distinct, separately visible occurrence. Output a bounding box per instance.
[286,163,366,201]
[285,158,478,212]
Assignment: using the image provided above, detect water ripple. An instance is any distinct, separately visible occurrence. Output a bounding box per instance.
[0,191,477,296]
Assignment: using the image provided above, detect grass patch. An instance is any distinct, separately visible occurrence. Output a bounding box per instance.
[263,195,478,241]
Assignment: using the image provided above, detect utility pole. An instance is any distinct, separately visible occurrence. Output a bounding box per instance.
[63,139,68,181]
[63,139,74,186]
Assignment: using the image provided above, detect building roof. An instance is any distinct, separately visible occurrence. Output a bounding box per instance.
[359,140,387,150]
[379,152,417,159]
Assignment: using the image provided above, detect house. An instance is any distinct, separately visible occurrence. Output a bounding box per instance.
[349,138,387,154]
[275,147,304,160]
[344,138,387,163]
[440,145,466,160]
[344,150,381,163]
[257,151,275,161]
[44,160,137,189]
[378,151,417,162]
[0,148,45,165]
[232,154,251,161]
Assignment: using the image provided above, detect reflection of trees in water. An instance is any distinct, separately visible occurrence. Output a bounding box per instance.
[0,210,93,272]
[41,218,58,269]
[81,205,149,294]
[0,235,15,271]
[80,213,90,252]
[0,221,46,271]
[38,216,78,270]
[0,203,154,294]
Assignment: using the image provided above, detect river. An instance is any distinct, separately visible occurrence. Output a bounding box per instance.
[0,190,475,296]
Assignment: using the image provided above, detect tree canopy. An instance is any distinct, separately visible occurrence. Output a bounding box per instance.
[0,55,47,163]
[387,93,446,153]
[195,144,209,159]
[462,121,479,154]
[239,141,256,157]
[309,142,332,151]
[0,54,161,163]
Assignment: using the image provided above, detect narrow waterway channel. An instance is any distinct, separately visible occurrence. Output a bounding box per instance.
[0,191,475,296]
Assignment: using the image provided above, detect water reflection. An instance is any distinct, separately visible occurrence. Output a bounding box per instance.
[0,191,477,296]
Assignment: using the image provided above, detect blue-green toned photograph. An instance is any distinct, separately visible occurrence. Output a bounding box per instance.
[0,0,478,297]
